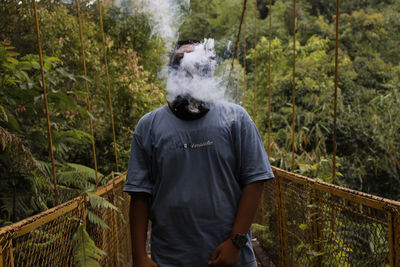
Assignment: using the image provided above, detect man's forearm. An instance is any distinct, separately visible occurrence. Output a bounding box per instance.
[208,180,267,266]
[231,180,265,235]
[129,193,150,260]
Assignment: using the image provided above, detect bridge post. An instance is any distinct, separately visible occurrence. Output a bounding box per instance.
[0,244,4,267]
[389,209,400,267]
[0,241,14,267]
[311,190,322,266]
[397,215,400,267]
[0,244,14,267]
[8,245,14,267]
[112,183,121,267]
[276,174,288,267]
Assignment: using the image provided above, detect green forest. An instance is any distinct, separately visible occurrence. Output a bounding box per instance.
[1,0,399,228]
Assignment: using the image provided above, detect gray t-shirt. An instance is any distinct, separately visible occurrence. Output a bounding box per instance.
[123,102,274,267]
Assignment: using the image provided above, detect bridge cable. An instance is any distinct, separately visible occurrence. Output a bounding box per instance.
[32,0,60,205]
[234,30,241,103]
[253,0,266,226]
[98,0,119,172]
[253,0,258,121]
[242,9,247,106]
[267,0,272,157]
[229,0,247,102]
[332,0,340,184]
[75,0,99,187]
[290,0,297,171]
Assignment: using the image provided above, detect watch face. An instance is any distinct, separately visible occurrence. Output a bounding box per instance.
[233,234,247,248]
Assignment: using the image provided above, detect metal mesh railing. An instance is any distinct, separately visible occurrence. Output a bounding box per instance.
[254,167,400,267]
[1,169,400,266]
[0,175,131,267]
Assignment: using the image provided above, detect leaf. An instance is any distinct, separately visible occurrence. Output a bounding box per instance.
[87,192,119,212]
[87,110,95,121]
[57,163,103,190]
[78,75,92,83]
[0,105,7,122]
[251,223,267,232]
[27,81,35,89]
[7,56,18,64]
[67,163,103,179]
[311,163,318,170]
[298,163,310,169]
[56,68,76,81]
[5,113,21,133]
[86,210,109,230]
[299,224,307,231]
[72,223,106,267]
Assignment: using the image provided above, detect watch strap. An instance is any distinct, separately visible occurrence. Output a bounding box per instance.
[230,233,247,248]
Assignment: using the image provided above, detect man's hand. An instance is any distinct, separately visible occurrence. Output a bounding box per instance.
[134,255,158,267]
[208,239,241,266]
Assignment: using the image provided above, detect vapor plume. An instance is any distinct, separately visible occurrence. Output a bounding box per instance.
[166,38,228,103]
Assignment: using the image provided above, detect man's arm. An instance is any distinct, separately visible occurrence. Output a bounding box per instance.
[208,180,265,266]
[130,193,158,267]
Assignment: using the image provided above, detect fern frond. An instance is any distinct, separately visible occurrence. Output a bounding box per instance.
[86,210,109,230]
[67,163,104,181]
[57,163,104,190]
[72,223,106,267]
[57,171,93,190]
[60,129,92,144]
[87,192,119,212]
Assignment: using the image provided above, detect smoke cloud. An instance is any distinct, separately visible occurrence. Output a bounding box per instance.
[132,0,189,49]
[166,39,228,103]
[116,0,233,103]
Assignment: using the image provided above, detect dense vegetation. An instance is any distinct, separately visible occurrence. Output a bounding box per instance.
[0,0,165,225]
[0,0,399,227]
[182,0,400,200]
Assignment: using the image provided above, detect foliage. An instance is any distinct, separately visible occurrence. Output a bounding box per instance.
[72,222,106,267]
[181,0,400,201]
[86,190,120,230]
[102,1,166,80]
[239,0,400,200]
[0,0,165,225]
[0,41,86,224]
[298,156,343,184]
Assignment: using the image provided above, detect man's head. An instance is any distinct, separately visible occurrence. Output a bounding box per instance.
[169,39,216,77]
[170,39,200,69]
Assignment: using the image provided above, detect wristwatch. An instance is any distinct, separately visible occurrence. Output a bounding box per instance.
[230,233,247,248]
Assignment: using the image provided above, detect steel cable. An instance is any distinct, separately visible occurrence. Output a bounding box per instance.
[98,0,119,172]
[290,0,296,171]
[332,0,340,184]
[32,0,59,205]
[75,0,99,186]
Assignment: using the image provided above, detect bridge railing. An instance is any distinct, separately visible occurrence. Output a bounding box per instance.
[0,175,131,267]
[255,167,400,267]
[1,168,400,266]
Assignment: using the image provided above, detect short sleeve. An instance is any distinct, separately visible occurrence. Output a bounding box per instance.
[236,109,274,185]
[123,131,153,195]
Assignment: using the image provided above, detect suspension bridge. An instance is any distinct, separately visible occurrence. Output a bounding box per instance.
[1,0,400,266]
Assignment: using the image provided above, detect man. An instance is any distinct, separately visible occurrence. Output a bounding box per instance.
[123,39,274,267]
